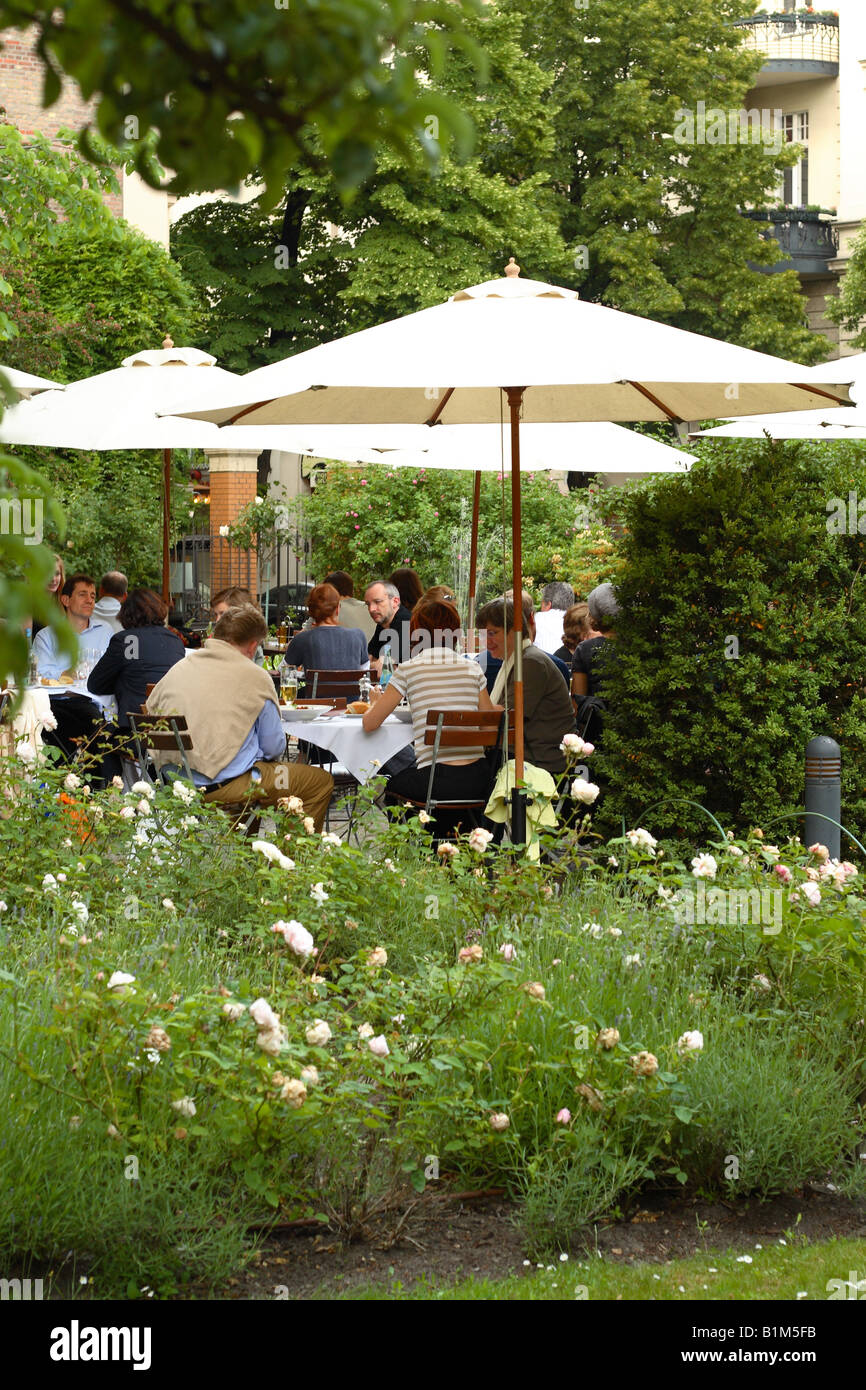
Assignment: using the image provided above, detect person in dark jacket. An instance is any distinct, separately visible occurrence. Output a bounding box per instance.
[88,588,185,729]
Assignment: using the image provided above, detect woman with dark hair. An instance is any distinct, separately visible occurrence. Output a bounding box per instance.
[362,598,497,828]
[554,602,597,666]
[283,583,369,671]
[389,567,424,613]
[477,596,575,777]
[88,588,186,729]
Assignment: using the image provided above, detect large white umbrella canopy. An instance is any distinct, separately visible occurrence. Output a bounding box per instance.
[694,354,866,440]
[0,364,64,403]
[267,420,696,473]
[0,342,290,603]
[173,265,853,429]
[170,264,855,834]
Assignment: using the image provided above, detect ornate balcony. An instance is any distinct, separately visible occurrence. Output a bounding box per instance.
[744,208,839,279]
[735,14,839,86]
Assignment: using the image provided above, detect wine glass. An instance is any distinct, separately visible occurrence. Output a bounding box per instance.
[281,663,299,705]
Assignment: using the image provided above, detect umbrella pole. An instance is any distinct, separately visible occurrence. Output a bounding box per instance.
[467,468,481,638]
[162,447,172,608]
[506,387,526,848]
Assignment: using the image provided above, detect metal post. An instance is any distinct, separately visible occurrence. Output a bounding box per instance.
[505,386,527,849]
[804,735,841,859]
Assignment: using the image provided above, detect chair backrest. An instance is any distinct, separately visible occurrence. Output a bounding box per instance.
[128,711,194,782]
[303,668,366,701]
[423,709,503,750]
[294,697,347,709]
[145,683,156,699]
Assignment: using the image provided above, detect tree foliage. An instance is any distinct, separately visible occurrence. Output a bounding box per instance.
[504,0,827,362]
[594,439,866,846]
[826,220,866,349]
[0,0,484,201]
[287,462,592,613]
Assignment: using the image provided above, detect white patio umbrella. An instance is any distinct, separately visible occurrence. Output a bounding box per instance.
[170,261,855,839]
[0,341,290,603]
[693,352,866,441]
[0,364,64,402]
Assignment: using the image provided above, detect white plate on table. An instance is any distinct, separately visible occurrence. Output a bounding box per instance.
[281,705,331,722]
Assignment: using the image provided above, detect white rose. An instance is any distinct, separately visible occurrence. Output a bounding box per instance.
[305,1019,332,1047]
[106,971,136,991]
[119,805,135,820]
[309,882,329,906]
[172,780,197,805]
[256,1025,286,1056]
[252,840,295,871]
[279,1077,307,1108]
[222,1002,246,1021]
[130,781,154,799]
[677,1030,704,1054]
[468,827,494,853]
[249,997,280,1031]
[171,1097,196,1118]
[42,873,59,894]
[64,773,81,791]
[624,953,641,969]
[368,1035,390,1058]
[357,1022,374,1038]
[303,816,316,835]
[300,1066,319,1087]
[571,778,600,805]
[367,947,388,969]
[691,854,718,879]
[489,1112,510,1132]
[271,919,315,958]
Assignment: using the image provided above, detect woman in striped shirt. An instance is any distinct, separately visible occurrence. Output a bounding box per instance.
[362,597,499,830]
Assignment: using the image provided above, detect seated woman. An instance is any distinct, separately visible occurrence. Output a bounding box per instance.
[88,588,186,732]
[284,582,369,679]
[476,596,575,778]
[570,582,619,744]
[362,598,498,831]
[554,602,597,667]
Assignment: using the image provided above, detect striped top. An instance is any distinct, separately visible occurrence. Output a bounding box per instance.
[390,648,487,769]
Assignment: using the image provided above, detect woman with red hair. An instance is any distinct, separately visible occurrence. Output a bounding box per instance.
[362,598,498,829]
[283,582,369,672]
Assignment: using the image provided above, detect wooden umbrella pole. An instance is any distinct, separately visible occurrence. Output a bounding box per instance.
[467,468,481,640]
[162,447,171,607]
[505,386,526,848]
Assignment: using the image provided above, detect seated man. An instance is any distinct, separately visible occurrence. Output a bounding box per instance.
[32,572,114,776]
[147,604,333,829]
[93,571,128,634]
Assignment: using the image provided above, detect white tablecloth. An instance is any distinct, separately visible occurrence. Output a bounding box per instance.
[281,712,413,784]
[25,682,116,718]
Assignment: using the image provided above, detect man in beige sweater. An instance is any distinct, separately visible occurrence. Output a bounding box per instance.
[147,605,333,829]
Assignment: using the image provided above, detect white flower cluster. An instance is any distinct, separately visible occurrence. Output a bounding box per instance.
[626,827,657,856]
[271,919,315,958]
[252,840,295,871]
[172,780,198,806]
[250,997,287,1055]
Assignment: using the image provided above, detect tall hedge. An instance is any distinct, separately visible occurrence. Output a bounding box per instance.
[595,438,866,848]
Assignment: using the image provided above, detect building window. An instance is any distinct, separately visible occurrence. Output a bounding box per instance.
[781,111,808,206]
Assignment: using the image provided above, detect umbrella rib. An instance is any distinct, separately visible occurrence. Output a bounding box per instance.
[425,388,455,426]
[623,381,681,422]
[792,383,852,405]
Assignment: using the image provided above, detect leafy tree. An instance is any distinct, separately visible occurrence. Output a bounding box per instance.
[504,0,827,362]
[287,462,584,613]
[0,0,483,200]
[594,439,866,845]
[170,7,572,369]
[29,223,199,377]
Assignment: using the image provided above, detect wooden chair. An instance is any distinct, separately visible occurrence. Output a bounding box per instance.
[130,709,262,834]
[293,697,347,709]
[301,668,366,702]
[128,711,195,785]
[397,709,504,818]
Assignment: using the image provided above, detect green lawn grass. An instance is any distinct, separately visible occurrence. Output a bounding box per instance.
[330,1236,866,1300]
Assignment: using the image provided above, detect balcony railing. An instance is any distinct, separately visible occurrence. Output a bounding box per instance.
[744,208,838,279]
[735,15,839,76]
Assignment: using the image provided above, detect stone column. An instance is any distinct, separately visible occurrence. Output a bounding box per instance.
[205,449,261,597]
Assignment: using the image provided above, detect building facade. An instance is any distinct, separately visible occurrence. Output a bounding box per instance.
[736,2,866,355]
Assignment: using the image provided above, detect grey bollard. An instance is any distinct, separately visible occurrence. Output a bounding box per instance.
[804,735,841,860]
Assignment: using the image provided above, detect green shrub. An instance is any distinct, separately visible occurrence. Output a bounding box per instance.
[594,437,866,846]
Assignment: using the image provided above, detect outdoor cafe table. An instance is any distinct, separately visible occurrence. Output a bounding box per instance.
[280,709,413,784]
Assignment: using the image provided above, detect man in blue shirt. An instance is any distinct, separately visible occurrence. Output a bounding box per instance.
[147,605,333,830]
[32,573,114,779]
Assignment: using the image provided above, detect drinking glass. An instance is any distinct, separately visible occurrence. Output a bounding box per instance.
[281,663,299,705]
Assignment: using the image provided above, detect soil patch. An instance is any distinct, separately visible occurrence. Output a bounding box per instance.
[211,1182,866,1299]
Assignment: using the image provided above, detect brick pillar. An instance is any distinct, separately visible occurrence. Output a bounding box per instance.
[205,449,260,597]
